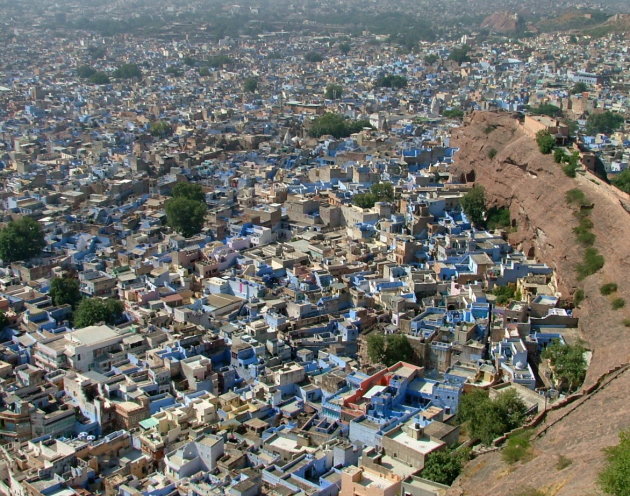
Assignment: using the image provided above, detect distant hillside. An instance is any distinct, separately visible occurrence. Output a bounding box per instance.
[536,9,610,33]
[584,13,630,37]
[480,11,521,33]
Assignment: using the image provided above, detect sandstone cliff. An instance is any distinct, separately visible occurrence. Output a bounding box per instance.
[445,111,630,496]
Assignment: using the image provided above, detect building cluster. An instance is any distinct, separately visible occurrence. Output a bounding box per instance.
[0,13,620,496]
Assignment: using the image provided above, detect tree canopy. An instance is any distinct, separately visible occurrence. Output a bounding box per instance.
[542,340,587,392]
[422,448,470,485]
[74,298,124,328]
[375,74,407,89]
[598,429,630,496]
[352,182,395,209]
[172,182,205,203]
[113,63,142,79]
[150,121,173,138]
[243,77,258,93]
[448,45,471,64]
[0,311,8,330]
[458,389,528,445]
[570,82,588,94]
[0,217,46,263]
[366,333,414,366]
[536,129,556,154]
[611,169,630,195]
[585,111,624,136]
[304,51,324,63]
[308,113,372,139]
[165,196,207,238]
[50,277,82,308]
[528,103,562,118]
[424,53,439,65]
[443,108,464,119]
[460,185,485,227]
[325,83,344,100]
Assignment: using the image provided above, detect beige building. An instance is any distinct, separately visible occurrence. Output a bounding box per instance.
[340,465,402,496]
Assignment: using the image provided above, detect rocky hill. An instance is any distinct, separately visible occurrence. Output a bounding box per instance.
[480,12,521,33]
[445,111,630,496]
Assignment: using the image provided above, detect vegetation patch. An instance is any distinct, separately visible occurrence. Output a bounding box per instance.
[366,332,414,366]
[573,289,585,307]
[483,124,497,134]
[458,389,528,445]
[600,283,618,296]
[488,148,497,159]
[502,430,533,464]
[421,447,470,485]
[598,429,630,496]
[611,298,625,311]
[565,188,588,206]
[486,206,511,230]
[535,130,555,154]
[308,113,373,139]
[576,247,605,280]
[542,340,587,392]
[353,182,395,209]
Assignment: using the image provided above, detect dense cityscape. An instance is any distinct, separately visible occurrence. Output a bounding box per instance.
[0,1,628,496]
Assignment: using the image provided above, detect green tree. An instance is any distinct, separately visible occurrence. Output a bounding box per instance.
[585,111,624,136]
[88,72,110,84]
[448,45,471,64]
[77,65,96,79]
[206,55,233,67]
[353,193,376,209]
[199,67,210,77]
[50,277,82,308]
[598,429,630,496]
[325,83,344,100]
[458,389,527,445]
[443,108,464,119]
[571,82,588,94]
[165,196,207,237]
[529,104,562,118]
[113,63,142,79]
[339,42,351,55]
[536,130,555,154]
[172,182,205,203]
[422,448,469,485]
[384,334,414,365]
[460,185,486,227]
[542,340,587,392]
[308,113,372,139]
[554,148,566,164]
[243,77,258,93]
[370,182,394,202]
[150,121,173,138]
[166,66,182,76]
[367,333,386,363]
[0,217,46,263]
[611,169,630,194]
[305,51,324,63]
[424,54,439,65]
[74,298,124,328]
[375,74,407,89]
[493,284,517,304]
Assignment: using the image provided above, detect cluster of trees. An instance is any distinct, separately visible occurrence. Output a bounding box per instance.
[165,183,207,238]
[375,74,407,89]
[492,284,520,305]
[422,447,470,485]
[243,77,259,93]
[535,130,556,154]
[460,185,486,227]
[542,340,587,392]
[324,83,344,100]
[458,389,528,445]
[149,121,173,138]
[352,182,395,209]
[585,111,624,136]
[443,108,464,119]
[570,82,589,94]
[76,65,110,85]
[304,51,324,63]
[112,63,142,79]
[424,54,439,65]
[0,217,46,263]
[528,103,562,117]
[366,333,414,366]
[448,45,471,64]
[308,113,372,139]
[74,298,124,328]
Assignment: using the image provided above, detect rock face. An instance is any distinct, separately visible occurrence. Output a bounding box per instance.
[446,111,630,496]
[480,12,520,33]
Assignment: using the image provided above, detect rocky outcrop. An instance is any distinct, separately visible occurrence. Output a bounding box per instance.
[446,111,630,496]
[480,12,521,33]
